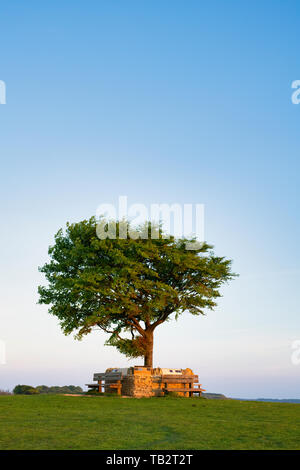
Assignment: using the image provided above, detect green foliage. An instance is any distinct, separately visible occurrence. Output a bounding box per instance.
[35,385,50,394]
[38,217,237,363]
[13,385,39,395]
[13,385,83,395]
[106,335,147,358]
[36,385,83,394]
[85,389,99,395]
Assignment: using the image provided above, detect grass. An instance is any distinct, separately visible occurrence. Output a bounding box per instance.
[0,394,299,450]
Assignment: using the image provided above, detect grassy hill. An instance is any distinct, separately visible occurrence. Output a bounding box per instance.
[0,394,299,450]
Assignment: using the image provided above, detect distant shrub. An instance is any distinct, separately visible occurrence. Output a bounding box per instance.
[36,385,83,394]
[0,389,11,395]
[13,384,83,395]
[13,385,39,395]
[35,385,49,394]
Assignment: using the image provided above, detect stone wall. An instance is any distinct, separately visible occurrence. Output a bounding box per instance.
[122,375,154,397]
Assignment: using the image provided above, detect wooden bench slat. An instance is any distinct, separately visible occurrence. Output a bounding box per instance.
[165,388,206,392]
[153,378,195,384]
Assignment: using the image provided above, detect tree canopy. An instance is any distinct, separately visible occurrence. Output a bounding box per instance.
[38,218,236,367]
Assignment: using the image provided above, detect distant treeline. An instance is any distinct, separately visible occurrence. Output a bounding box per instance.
[256,398,300,404]
[233,397,300,404]
[13,385,83,395]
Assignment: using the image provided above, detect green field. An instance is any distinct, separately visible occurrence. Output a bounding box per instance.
[0,394,299,450]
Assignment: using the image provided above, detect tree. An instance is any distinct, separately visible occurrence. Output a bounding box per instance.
[13,385,39,395]
[38,218,236,367]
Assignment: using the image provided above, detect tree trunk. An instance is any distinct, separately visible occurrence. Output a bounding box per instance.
[143,330,154,368]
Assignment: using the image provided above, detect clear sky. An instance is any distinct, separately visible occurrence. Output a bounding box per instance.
[0,1,300,398]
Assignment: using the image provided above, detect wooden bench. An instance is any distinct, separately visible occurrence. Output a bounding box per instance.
[86,371,124,395]
[85,383,98,388]
[88,370,205,398]
[87,380,122,395]
[104,382,122,395]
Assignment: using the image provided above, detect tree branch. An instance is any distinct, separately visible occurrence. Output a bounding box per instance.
[96,323,124,341]
[149,308,174,331]
[126,317,146,337]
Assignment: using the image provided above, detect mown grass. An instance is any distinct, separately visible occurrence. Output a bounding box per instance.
[0,394,299,450]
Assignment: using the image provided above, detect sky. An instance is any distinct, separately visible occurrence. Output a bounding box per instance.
[0,0,300,398]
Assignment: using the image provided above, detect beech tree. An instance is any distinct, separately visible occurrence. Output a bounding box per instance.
[38,218,236,367]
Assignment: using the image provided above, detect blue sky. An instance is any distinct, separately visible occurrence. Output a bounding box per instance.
[0,1,300,398]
